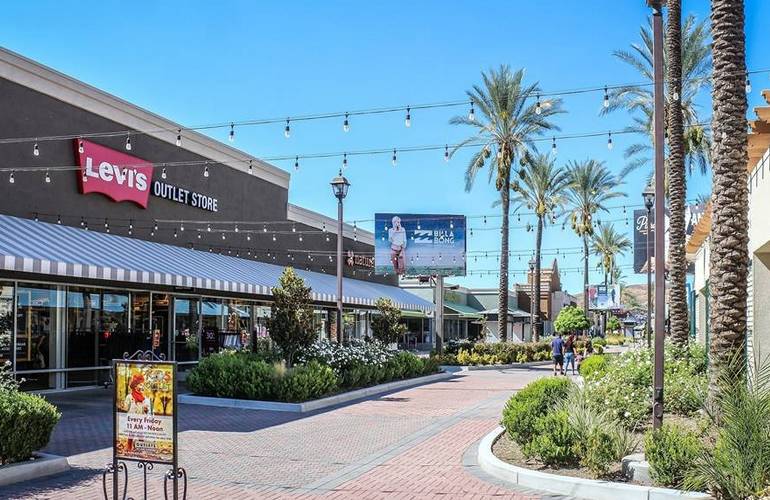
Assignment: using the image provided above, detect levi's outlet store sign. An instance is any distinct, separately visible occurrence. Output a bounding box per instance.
[75,139,218,212]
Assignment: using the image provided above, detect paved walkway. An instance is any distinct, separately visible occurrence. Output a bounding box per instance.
[4,366,559,499]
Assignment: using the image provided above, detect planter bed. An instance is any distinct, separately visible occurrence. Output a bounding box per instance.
[440,360,551,371]
[479,427,711,500]
[180,371,453,413]
[0,453,70,487]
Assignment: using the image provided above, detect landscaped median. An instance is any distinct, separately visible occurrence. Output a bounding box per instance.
[433,337,604,367]
[180,339,445,413]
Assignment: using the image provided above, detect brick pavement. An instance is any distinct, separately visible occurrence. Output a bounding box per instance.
[2,366,554,499]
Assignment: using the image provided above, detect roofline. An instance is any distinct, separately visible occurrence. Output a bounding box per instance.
[0,47,290,189]
[287,204,374,245]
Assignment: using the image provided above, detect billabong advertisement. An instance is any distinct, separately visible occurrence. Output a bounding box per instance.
[374,213,466,277]
[114,360,175,464]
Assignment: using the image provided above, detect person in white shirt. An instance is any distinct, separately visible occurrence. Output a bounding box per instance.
[388,216,407,275]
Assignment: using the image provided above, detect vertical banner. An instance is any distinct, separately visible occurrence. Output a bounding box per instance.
[114,360,176,464]
[633,209,654,274]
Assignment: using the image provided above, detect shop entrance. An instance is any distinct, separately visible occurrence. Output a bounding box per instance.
[151,294,171,361]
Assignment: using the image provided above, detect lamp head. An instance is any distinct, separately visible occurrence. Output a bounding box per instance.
[642,185,655,210]
[330,170,350,200]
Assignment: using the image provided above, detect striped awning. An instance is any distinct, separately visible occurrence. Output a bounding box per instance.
[0,215,433,312]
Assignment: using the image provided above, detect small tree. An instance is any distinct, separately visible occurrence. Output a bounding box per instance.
[553,306,590,335]
[370,298,407,346]
[606,315,621,333]
[267,268,315,367]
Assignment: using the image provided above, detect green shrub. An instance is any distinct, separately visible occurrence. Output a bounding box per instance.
[0,361,20,392]
[523,410,578,466]
[592,337,607,347]
[277,361,338,402]
[0,390,61,465]
[665,371,706,416]
[553,306,590,334]
[502,377,572,447]
[579,355,608,379]
[580,428,619,477]
[644,424,702,488]
[604,334,626,345]
[187,350,276,399]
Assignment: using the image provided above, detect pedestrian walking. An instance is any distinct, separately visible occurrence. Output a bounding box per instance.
[551,332,564,376]
[564,334,577,375]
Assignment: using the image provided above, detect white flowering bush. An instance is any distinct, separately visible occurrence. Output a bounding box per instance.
[297,339,395,372]
[583,342,707,429]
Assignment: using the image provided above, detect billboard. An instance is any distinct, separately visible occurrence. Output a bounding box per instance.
[374,213,466,277]
[586,284,622,310]
[633,209,654,273]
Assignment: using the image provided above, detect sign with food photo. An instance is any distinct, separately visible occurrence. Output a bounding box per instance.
[114,360,175,464]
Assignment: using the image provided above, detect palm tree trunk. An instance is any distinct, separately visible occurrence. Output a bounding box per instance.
[498,171,511,342]
[667,0,689,347]
[583,234,589,334]
[708,0,749,400]
[533,216,543,341]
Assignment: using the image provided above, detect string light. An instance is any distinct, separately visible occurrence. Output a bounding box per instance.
[343,112,350,132]
[129,220,133,235]
[272,233,276,242]
[78,140,84,153]
[180,222,185,232]
[444,145,449,162]
[603,86,609,108]
[468,101,475,122]
[33,142,40,156]
[404,106,411,128]
[161,167,167,180]
[294,156,299,171]
[535,94,542,115]
[203,164,210,177]
[746,73,752,94]
[284,119,291,138]
[176,129,182,147]
[292,223,296,233]
[153,220,158,232]
[34,213,39,222]
[57,215,61,224]
[229,123,235,142]
[263,224,267,233]
[607,131,613,150]
[125,134,131,151]
[392,149,397,167]
[248,160,253,175]
[80,217,85,228]
[234,224,239,233]
[45,170,51,183]
[207,223,211,232]
[8,171,14,184]
[551,137,557,155]
[342,153,348,170]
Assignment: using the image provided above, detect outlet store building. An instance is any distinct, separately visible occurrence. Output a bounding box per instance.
[0,49,432,391]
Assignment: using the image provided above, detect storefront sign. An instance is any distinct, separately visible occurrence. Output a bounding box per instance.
[152,181,218,212]
[114,359,175,464]
[75,139,153,208]
[346,250,374,269]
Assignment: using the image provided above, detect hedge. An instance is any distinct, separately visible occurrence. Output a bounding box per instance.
[0,390,61,465]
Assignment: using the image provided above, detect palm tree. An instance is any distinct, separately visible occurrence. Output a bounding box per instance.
[511,153,570,341]
[451,66,564,342]
[667,0,689,346]
[565,159,625,315]
[708,0,749,401]
[591,223,632,287]
[606,14,712,176]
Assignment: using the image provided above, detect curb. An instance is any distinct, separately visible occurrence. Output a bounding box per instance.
[440,361,552,371]
[0,453,70,487]
[179,371,454,413]
[477,426,712,500]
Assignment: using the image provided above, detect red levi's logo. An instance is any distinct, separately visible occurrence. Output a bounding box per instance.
[75,139,153,208]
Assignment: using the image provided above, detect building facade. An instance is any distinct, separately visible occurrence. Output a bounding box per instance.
[0,48,432,391]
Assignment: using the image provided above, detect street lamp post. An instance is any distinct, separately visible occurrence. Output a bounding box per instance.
[528,258,536,341]
[648,0,666,431]
[330,170,350,343]
[643,185,655,349]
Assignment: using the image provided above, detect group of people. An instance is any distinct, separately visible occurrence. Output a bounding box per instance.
[550,332,593,376]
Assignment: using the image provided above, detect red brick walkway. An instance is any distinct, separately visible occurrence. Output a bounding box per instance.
[3,367,553,499]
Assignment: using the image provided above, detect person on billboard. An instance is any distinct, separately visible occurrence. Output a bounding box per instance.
[388,216,407,275]
[125,372,152,415]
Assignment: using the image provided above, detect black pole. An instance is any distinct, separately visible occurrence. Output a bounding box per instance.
[336,198,344,343]
[646,206,652,349]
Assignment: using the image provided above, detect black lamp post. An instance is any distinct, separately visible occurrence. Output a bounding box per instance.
[528,258,536,341]
[643,184,655,349]
[330,170,350,342]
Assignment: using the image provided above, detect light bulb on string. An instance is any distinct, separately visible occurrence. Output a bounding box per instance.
[9,171,14,184]
[57,215,61,224]
[248,160,253,175]
[607,132,613,150]
[207,223,211,232]
[221,233,226,240]
[603,86,609,108]
[284,119,291,138]
[263,224,267,233]
[299,234,303,242]
[292,223,296,233]
[153,221,158,232]
[444,145,449,162]
[33,142,40,156]
[229,123,235,142]
[180,222,185,232]
[551,137,557,155]
[535,94,542,115]
[173,228,178,238]
[176,129,182,147]
[45,170,51,184]
[392,149,397,167]
[272,233,277,242]
[203,164,210,178]
[78,140,84,153]
[161,167,167,180]
[343,112,350,132]
[468,101,475,122]
[294,156,299,171]
[342,153,348,170]
[404,106,411,128]
[246,234,251,241]
[125,134,131,151]
[34,213,39,222]
[234,224,239,233]
[746,73,752,94]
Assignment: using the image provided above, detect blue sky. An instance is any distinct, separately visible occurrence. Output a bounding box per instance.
[2,1,769,296]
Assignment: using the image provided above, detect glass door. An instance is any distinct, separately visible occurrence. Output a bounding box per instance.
[151,294,171,360]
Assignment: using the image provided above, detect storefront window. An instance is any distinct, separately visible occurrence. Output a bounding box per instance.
[131,292,151,352]
[174,298,200,363]
[201,299,222,356]
[0,283,12,364]
[66,287,129,387]
[224,300,251,350]
[252,305,271,349]
[151,294,171,360]
[16,285,63,390]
